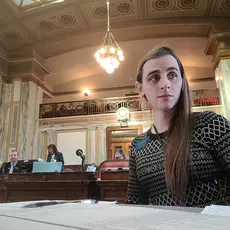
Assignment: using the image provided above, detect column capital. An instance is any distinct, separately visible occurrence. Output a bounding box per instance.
[0,48,52,92]
[205,30,230,69]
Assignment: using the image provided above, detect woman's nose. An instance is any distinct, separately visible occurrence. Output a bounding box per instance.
[159,77,170,90]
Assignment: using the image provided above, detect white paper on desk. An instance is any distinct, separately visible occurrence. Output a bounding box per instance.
[201,205,230,217]
[0,203,230,230]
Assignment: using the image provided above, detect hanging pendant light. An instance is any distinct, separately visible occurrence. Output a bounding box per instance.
[94,0,124,74]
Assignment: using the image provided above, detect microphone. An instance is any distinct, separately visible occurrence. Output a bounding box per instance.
[76,149,86,171]
[76,149,86,160]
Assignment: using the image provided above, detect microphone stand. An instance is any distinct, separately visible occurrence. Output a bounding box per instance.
[81,157,85,172]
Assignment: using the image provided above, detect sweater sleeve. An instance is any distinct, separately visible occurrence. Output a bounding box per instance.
[126,141,149,205]
[206,112,230,173]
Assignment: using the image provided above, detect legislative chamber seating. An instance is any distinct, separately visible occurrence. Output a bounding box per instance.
[98,160,129,178]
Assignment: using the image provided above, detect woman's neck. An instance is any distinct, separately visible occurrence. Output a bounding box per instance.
[152,110,172,134]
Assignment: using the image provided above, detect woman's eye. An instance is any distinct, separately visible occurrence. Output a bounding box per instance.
[168,72,177,80]
[148,75,160,82]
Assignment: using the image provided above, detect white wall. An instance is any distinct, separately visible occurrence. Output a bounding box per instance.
[56,129,87,165]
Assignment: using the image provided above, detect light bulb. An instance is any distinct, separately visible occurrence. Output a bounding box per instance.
[99,48,105,54]
[110,47,116,53]
[119,55,124,61]
[105,65,114,74]
[117,50,123,56]
[95,52,100,59]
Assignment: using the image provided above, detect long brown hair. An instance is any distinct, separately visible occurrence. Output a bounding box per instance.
[137,46,192,198]
[47,144,58,154]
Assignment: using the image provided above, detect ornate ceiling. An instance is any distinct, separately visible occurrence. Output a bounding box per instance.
[0,0,230,98]
[0,0,229,57]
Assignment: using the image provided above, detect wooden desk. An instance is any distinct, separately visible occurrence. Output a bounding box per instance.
[97,170,129,202]
[0,172,99,203]
[100,170,129,180]
[96,180,128,202]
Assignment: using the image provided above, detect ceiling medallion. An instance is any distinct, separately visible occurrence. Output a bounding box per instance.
[156,0,170,9]
[118,3,131,14]
[94,0,124,74]
[181,0,196,7]
[60,15,75,25]
[40,20,55,31]
[5,32,22,42]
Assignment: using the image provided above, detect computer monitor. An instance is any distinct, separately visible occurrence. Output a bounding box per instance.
[32,162,63,173]
[17,159,39,173]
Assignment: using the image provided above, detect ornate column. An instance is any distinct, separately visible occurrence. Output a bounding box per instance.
[1,48,50,160]
[87,128,96,164]
[47,130,57,146]
[97,126,107,164]
[0,48,11,161]
[205,29,230,119]
[0,77,11,161]
[17,81,43,159]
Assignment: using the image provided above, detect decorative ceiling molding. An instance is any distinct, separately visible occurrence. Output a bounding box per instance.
[146,0,207,18]
[81,0,141,27]
[22,7,87,39]
[0,24,34,50]
[205,30,230,69]
[0,47,51,91]
[0,0,229,57]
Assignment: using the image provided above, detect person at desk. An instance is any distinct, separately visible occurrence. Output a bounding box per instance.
[114,149,126,160]
[0,150,21,174]
[47,144,64,166]
[126,46,230,207]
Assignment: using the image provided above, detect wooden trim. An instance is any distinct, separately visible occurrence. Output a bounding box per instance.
[106,125,143,159]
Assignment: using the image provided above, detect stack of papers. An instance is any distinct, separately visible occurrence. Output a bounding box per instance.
[201,205,230,217]
[0,202,229,229]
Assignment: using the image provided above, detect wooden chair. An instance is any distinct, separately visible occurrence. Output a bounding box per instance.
[98,159,129,178]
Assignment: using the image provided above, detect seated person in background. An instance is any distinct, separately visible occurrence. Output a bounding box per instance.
[47,144,64,166]
[114,149,126,160]
[0,150,21,174]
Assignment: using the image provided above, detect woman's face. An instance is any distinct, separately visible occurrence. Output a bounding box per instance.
[48,147,54,154]
[137,55,183,112]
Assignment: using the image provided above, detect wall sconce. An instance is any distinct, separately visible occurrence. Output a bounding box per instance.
[215,76,223,89]
[215,76,223,81]
[116,107,130,127]
[83,89,90,97]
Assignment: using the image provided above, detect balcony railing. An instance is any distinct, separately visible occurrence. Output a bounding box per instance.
[39,89,220,119]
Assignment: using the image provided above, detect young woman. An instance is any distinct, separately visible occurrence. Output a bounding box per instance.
[126,46,230,207]
[47,144,64,166]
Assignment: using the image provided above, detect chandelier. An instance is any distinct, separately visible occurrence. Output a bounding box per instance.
[95,0,124,74]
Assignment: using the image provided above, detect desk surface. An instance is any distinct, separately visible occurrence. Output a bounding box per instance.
[0,202,229,230]
[0,171,96,182]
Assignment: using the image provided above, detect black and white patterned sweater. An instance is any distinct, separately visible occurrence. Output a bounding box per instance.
[126,111,230,207]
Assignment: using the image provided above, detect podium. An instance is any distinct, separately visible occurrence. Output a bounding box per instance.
[0,172,98,203]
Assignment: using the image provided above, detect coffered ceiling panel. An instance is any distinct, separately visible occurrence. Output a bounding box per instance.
[0,25,33,50]
[81,0,141,27]
[212,0,230,17]
[23,7,86,39]
[146,0,207,18]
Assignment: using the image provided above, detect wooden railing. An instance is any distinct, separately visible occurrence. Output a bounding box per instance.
[39,89,220,119]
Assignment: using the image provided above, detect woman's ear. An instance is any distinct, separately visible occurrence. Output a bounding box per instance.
[135,81,145,97]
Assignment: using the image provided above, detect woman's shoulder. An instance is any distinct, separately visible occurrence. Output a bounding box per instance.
[132,129,151,151]
[192,110,227,127]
